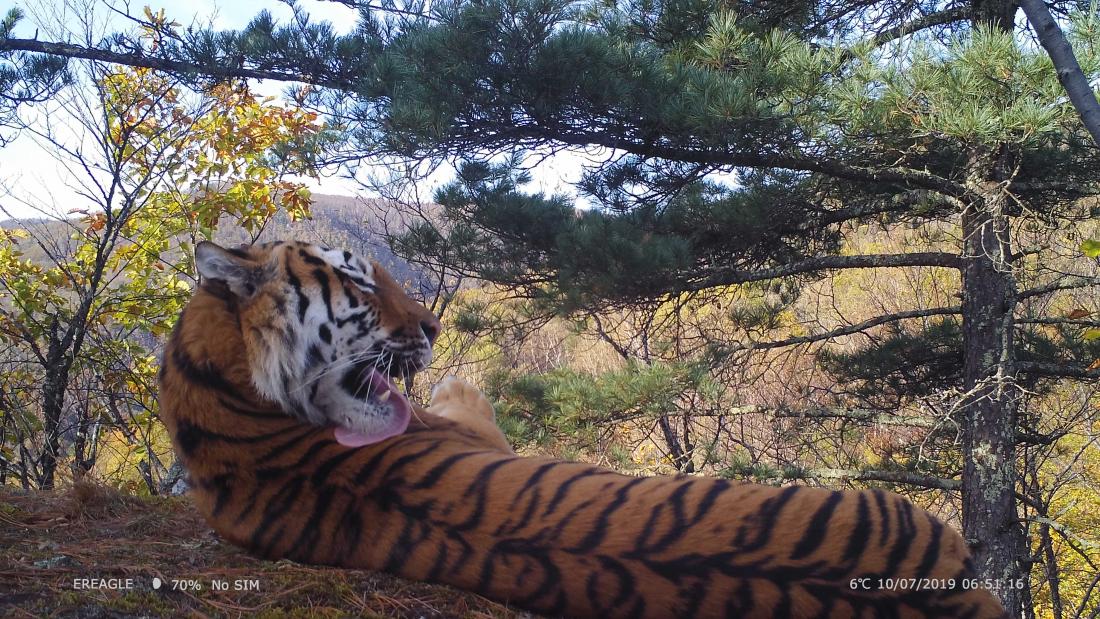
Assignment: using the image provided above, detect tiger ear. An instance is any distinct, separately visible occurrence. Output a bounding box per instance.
[195,241,264,298]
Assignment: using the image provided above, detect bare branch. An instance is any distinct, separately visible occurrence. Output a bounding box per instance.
[769,406,939,428]
[689,252,961,291]
[1019,275,1100,300]
[867,7,970,49]
[1018,361,1100,380]
[799,468,961,491]
[1018,316,1100,327]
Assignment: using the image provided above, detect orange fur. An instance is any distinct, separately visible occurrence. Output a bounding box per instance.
[159,241,1007,619]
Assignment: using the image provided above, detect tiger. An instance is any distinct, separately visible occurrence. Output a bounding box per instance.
[158,240,1008,619]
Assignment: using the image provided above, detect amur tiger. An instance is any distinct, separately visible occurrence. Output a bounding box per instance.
[157,240,1008,619]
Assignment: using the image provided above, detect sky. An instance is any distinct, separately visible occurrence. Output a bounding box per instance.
[0,0,587,220]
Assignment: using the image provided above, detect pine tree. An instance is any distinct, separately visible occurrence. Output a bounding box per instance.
[4,0,1100,613]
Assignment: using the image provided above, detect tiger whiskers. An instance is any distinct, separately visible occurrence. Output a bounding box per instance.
[290,347,390,396]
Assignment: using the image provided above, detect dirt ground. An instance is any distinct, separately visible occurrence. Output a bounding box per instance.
[0,483,527,618]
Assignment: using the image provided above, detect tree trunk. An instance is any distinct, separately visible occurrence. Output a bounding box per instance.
[38,366,67,490]
[656,414,688,471]
[38,321,69,490]
[962,4,1029,614]
[959,151,1027,616]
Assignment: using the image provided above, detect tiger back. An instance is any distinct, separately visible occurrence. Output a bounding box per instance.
[158,240,1008,619]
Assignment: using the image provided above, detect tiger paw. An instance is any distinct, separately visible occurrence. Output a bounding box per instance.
[429,376,494,422]
[429,376,512,453]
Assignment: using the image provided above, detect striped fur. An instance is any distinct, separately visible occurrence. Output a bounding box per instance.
[159,241,1007,618]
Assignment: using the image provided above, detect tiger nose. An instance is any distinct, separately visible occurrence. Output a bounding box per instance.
[420,317,441,344]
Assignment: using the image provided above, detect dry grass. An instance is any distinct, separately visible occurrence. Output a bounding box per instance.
[0,482,527,618]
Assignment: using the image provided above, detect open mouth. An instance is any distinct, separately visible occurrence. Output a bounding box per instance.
[332,365,414,448]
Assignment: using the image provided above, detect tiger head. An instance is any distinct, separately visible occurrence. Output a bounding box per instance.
[194,240,441,446]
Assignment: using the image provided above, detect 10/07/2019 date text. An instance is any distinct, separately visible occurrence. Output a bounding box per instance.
[849,578,1027,591]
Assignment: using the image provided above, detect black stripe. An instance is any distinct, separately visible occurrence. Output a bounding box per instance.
[883,498,916,577]
[425,536,451,582]
[791,491,845,560]
[217,396,286,420]
[310,448,360,485]
[333,502,363,565]
[250,475,306,556]
[481,539,564,612]
[543,468,614,517]
[286,268,309,322]
[442,532,476,576]
[253,426,327,465]
[170,346,236,396]
[914,512,943,579]
[336,310,370,328]
[409,450,482,490]
[634,480,692,553]
[843,492,872,563]
[312,268,335,321]
[199,473,234,518]
[182,419,314,448]
[174,419,205,456]
[299,249,326,266]
[732,486,801,552]
[352,437,438,484]
[383,516,435,572]
[569,477,646,551]
[286,485,338,562]
[873,489,891,547]
[494,461,558,535]
[677,580,707,618]
[690,478,731,525]
[305,344,325,370]
[725,581,755,616]
[348,275,377,292]
[586,555,637,614]
[635,499,670,553]
[341,281,360,308]
[453,458,513,532]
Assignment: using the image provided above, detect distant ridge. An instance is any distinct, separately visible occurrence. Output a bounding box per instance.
[0,193,432,291]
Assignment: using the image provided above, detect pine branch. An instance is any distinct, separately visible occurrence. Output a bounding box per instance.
[535,125,973,199]
[689,252,961,290]
[745,306,961,350]
[2,37,972,199]
[1020,0,1100,148]
[0,37,352,88]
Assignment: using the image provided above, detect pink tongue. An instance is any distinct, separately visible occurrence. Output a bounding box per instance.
[333,370,412,447]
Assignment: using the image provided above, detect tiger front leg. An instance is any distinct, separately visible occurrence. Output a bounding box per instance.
[428,376,513,453]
